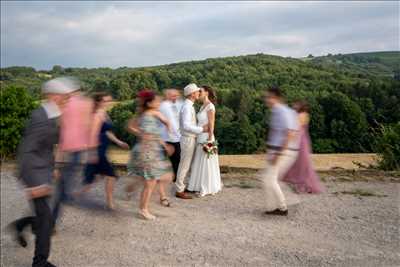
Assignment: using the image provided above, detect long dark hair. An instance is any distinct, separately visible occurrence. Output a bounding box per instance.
[92,92,110,112]
[202,85,217,104]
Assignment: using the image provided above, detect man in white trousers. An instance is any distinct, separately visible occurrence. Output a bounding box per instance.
[263,86,300,215]
[175,83,208,199]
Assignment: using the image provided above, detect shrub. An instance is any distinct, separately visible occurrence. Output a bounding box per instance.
[0,86,37,158]
[108,101,137,146]
[373,123,400,170]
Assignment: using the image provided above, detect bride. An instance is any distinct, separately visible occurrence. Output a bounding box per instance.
[187,85,222,197]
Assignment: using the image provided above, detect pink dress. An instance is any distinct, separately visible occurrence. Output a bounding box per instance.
[282,124,324,194]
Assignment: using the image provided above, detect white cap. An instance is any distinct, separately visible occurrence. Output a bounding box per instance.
[41,76,80,95]
[183,83,200,97]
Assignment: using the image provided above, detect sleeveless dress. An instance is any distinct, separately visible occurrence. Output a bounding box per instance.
[84,118,116,184]
[187,103,222,196]
[282,124,324,193]
[127,114,172,180]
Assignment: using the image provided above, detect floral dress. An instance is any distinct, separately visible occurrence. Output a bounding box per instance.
[127,114,172,180]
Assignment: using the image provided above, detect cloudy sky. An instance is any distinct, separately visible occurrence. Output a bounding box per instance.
[1,1,398,70]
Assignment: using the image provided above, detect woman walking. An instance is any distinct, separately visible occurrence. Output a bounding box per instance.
[282,100,324,194]
[127,90,173,220]
[76,92,129,209]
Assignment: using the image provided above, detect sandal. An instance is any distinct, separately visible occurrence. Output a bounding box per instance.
[160,198,171,207]
[139,210,156,220]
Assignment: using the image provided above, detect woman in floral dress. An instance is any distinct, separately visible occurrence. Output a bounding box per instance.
[127,90,173,220]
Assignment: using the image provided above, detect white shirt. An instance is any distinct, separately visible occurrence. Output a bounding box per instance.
[267,103,300,150]
[41,100,61,119]
[180,99,203,137]
[159,99,183,142]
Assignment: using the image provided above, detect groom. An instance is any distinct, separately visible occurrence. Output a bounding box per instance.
[175,83,208,199]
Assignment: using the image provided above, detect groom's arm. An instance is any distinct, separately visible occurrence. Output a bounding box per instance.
[181,106,204,135]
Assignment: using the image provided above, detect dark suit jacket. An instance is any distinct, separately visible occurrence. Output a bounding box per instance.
[17,105,59,188]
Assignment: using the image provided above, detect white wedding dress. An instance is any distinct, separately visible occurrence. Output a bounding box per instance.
[187,103,222,196]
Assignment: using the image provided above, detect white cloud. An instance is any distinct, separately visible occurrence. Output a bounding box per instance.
[1,1,398,69]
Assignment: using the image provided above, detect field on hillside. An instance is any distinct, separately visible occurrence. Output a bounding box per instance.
[107,149,377,171]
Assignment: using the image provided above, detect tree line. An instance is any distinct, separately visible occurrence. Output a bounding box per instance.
[1,52,399,161]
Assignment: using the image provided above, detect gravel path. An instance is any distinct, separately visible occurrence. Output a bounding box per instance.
[1,169,399,267]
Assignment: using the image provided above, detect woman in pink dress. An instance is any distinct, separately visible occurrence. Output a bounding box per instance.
[282,101,324,194]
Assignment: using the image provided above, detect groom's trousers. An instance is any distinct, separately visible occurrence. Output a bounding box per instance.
[175,135,196,193]
[262,149,298,211]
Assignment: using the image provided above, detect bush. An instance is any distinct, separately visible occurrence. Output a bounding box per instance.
[373,123,400,170]
[0,86,37,158]
[108,101,137,146]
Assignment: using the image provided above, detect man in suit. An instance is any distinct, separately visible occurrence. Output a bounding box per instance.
[175,84,208,199]
[10,77,75,267]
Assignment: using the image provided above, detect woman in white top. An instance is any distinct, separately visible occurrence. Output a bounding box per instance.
[187,86,222,197]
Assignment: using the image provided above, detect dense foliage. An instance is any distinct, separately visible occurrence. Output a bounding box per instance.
[0,86,37,158]
[1,51,399,161]
[372,123,400,170]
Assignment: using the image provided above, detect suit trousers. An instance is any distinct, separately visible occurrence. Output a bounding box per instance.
[15,196,54,267]
[262,149,298,211]
[166,142,181,182]
[175,136,196,193]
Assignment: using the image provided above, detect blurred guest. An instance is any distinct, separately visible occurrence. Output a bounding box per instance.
[10,77,74,267]
[282,100,324,193]
[159,89,183,181]
[263,87,300,216]
[127,89,173,220]
[52,78,93,223]
[126,91,174,206]
[76,92,129,210]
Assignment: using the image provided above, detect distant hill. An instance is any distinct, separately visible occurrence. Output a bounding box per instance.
[309,51,400,78]
[1,51,398,97]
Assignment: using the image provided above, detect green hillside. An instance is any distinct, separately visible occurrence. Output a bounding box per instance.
[1,51,399,155]
[310,51,400,78]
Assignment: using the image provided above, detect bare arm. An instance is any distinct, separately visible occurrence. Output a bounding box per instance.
[207,108,216,141]
[88,112,103,149]
[151,110,171,132]
[298,112,309,127]
[127,117,142,137]
[105,131,129,149]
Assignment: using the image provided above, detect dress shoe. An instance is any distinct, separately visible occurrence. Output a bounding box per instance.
[8,222,27,247]
[16,233,28,247]
[45,261,57,267]
[265,209,288,216]
[175,192,193,199]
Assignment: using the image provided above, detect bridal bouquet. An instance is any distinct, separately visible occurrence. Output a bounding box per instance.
[202,140,218,158]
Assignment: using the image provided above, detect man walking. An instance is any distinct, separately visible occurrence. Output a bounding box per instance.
[263,86,299,216]
[11,77,75,267]
[53,78,93,223]
[159,89,183,181]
